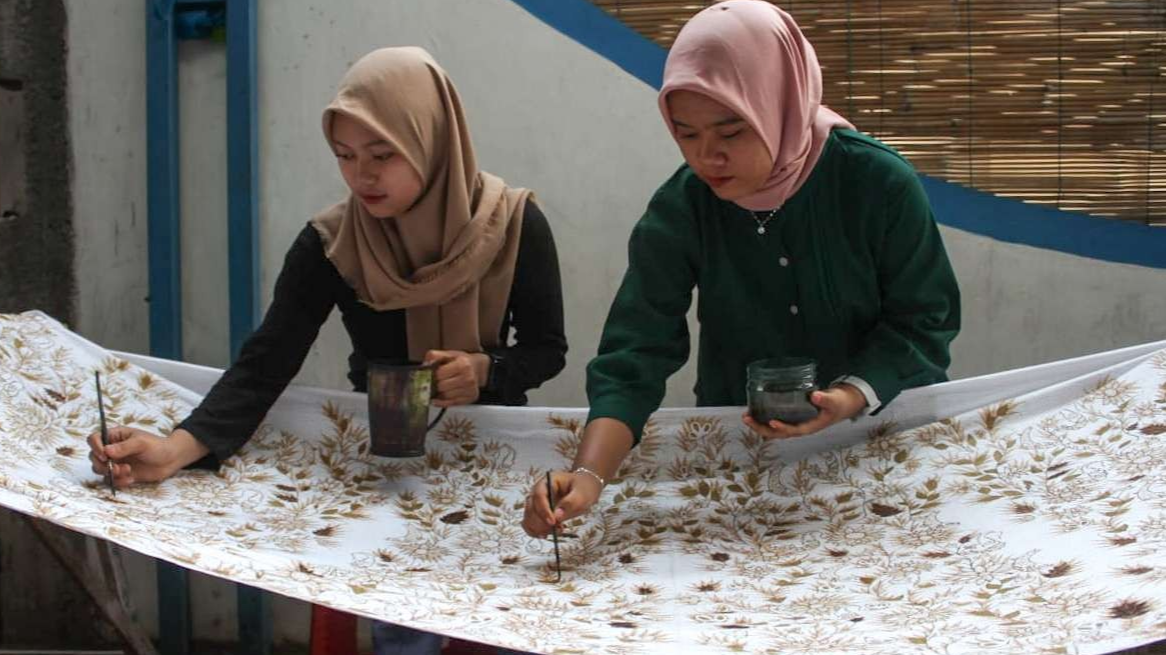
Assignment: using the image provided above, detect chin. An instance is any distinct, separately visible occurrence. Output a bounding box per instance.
[361,203,394,219]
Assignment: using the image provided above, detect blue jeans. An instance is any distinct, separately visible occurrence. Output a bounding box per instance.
[370,621,530,655]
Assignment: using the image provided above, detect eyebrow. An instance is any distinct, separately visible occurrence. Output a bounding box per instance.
[672,117,745,130]
[332,139,392,149]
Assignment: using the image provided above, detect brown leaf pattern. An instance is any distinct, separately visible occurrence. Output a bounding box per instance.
[1,312,1166,653]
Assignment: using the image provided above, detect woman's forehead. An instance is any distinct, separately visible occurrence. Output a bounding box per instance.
[667,90,740,123]
[330,113,396,149]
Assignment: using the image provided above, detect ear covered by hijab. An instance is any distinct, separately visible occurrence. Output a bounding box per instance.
[311,47,531,362]
[659,0,854,211]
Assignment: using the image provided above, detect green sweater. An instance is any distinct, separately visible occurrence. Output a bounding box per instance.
[587,129,961,442]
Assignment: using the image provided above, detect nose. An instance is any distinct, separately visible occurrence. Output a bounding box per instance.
[696,136,725,168]
[356,158,377,182]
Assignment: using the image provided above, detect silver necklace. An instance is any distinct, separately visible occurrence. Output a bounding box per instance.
[752,208,779,235]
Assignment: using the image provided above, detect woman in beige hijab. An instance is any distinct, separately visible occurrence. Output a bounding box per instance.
[87,47,565,655]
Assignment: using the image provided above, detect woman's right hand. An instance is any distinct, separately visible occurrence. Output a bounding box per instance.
[522,469,605,538]
[87,427,208,488]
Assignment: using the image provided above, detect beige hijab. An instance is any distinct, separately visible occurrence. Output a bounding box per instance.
[311,47,530,362]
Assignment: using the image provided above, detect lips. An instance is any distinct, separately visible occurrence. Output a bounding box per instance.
[705,175,733,189]
[358,193,387,204]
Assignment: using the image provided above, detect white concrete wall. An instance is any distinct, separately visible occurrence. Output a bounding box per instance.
[944,227,1166,380]
[67,0,232,368]
[177,40,230,370]
[61,0,1166,646]
[68,0,149,354]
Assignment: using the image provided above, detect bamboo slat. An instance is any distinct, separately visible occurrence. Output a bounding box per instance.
[591,0,1166,225]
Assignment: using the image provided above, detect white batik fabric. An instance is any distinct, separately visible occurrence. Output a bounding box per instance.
[2,311,1166,654]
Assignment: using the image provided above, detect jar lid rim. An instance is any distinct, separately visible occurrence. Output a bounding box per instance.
[747,357,817,371]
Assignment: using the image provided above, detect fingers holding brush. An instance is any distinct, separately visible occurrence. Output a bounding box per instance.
[86,425,199,488]
[522,470,575,538]
[87,427,138,488]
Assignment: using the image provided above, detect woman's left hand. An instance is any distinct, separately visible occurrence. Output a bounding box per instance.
[424,350,490,407]
[743,383,867,439]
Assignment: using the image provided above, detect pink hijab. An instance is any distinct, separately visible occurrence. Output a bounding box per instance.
[659,0,854,211]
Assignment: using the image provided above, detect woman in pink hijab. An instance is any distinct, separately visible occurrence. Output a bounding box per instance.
[524,0,960,537]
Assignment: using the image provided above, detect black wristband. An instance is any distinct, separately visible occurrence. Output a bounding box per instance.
[485,352,506,394]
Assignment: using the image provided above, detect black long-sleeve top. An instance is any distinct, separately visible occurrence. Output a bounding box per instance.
[178,201,566,465]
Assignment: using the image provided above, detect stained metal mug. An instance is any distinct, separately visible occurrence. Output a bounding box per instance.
[367,360,447,458]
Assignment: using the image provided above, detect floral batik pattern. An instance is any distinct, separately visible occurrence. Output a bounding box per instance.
[2,312,1165,654]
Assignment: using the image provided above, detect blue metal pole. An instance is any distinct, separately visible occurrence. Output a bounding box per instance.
[147,0,182,362]
[226,1,271,653]
[147,2,192,654]
[150,1,268,651]
[227,0,260,361]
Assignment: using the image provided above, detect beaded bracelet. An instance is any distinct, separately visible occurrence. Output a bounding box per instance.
[572,466,606,487]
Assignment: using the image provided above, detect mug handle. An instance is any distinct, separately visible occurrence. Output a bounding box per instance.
[428,407,447,431]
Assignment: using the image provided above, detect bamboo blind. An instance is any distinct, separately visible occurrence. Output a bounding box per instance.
[592,0,1166,225]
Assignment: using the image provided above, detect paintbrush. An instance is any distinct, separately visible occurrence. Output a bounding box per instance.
[95,371,115,496]
[545,470,561,582]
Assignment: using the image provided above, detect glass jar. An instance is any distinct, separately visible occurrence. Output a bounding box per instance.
[746,357,819,425]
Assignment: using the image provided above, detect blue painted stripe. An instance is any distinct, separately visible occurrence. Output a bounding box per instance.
[510,0,666,89]
[919,176,1166,269]
[509,0,1166,269]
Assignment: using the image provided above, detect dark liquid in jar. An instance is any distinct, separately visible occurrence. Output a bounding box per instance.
[748,387,819,425]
